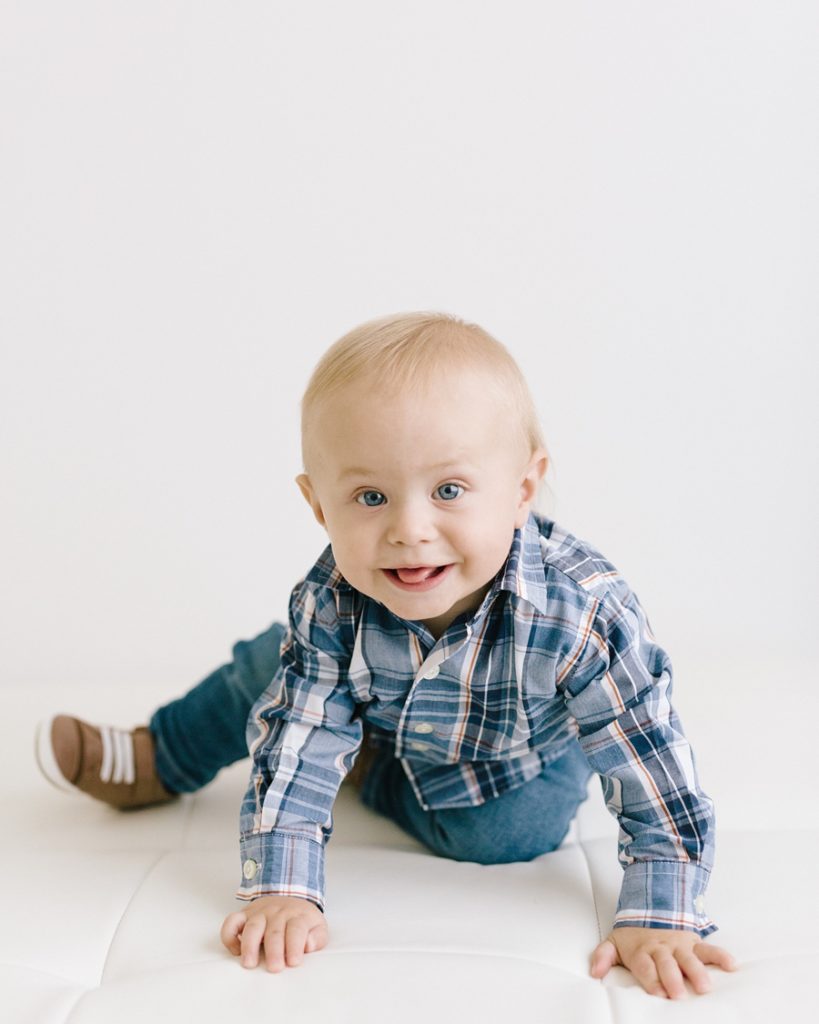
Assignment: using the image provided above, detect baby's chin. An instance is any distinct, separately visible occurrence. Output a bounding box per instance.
[385,594,453,615]
[376,586,450,612]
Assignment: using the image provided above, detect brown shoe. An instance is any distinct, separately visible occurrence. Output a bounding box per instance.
[35,714,179,810]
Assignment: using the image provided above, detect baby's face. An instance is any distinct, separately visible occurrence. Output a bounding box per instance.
[297,367,546,639]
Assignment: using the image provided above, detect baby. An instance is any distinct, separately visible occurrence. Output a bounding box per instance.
[37,311,737,999]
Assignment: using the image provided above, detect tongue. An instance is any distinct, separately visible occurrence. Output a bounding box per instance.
[395,566,438,583]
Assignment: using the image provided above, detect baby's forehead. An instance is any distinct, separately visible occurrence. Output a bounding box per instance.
[325,428,525,481]
[304,366,527,472]
[332,375,506,430]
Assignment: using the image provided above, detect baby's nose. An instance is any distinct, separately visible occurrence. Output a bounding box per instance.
[385,500,437,546]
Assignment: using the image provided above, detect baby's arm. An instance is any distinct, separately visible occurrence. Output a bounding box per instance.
[557,573,737,995]
[224,578,361,969]
[221,894,329,972]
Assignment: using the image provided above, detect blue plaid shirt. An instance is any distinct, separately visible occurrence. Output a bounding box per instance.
[236,511,718,938]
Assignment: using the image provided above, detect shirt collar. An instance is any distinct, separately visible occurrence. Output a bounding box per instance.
[486,511,550,616]
[305,543,350,590]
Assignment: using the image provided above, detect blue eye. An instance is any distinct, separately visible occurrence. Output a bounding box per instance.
[436,483,464,501]
[356,490,386,507]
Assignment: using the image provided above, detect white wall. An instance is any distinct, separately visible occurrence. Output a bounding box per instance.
[2,2,816,719]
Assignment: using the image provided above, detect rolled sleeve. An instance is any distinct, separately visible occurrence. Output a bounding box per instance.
[615,859,718,938]
[235,830,326,912]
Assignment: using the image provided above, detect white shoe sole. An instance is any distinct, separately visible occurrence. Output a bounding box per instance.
[34,714,79,794]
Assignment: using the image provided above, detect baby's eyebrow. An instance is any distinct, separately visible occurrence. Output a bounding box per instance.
[337,459,475,481]
[337,467,376,481]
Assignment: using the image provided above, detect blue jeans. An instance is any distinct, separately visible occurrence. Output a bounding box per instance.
[149,621,289,795]
[149,621,594,863]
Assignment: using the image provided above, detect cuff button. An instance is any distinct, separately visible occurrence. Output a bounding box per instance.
[243,858,258,881]
[694,894,706,915]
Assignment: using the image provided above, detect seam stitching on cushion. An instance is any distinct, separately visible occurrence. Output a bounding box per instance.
[577,835,619,1024]
[99,851,166,985]
[63,984,92,1024]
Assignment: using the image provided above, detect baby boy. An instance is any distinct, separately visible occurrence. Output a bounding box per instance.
[219,310,737,999]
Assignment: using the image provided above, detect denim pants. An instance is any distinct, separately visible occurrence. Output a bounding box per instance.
[149,621,594,863]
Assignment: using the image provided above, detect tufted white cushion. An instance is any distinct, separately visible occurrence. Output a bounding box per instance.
[4,678,816,1023]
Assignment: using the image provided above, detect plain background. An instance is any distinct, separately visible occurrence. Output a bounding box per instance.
[1,2,817,824]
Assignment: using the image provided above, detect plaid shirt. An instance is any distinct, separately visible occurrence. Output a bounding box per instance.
[236,511,718,938]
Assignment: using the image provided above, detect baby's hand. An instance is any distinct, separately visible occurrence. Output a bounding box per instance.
[590,926,738,999]
[220,895,329,972]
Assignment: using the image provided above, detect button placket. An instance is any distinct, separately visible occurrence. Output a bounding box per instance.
[398,643,461,755]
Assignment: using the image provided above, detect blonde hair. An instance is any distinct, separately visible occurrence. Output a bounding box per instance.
[301,310,551,506]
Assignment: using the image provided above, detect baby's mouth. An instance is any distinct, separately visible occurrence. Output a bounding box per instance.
[388,565,447,584]
[380,565,450,589]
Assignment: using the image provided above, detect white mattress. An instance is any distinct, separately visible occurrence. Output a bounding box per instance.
[4,678,816,1023]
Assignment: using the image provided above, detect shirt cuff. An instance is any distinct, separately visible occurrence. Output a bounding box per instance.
[235,831,326,913]
[613,859,718,938]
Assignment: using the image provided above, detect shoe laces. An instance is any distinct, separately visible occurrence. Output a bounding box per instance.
[99,726,136,785]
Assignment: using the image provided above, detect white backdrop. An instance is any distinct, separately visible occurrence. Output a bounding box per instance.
[2,0,816,795]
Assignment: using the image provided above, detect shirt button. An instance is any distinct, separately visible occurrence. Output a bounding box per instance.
[414,722,434,734]
[243,859,258,881]
[694,894,706,915]
[422,665,440,679]
[409,741,430,752]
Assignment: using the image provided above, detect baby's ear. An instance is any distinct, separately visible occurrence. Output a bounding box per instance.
[515,449,549,527]
[295,473,327,528]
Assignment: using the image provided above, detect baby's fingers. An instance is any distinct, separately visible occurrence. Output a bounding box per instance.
[695,942,739,972]
[219,911,248,955]
[676,951,712,995]
[262,920,287,973]
[263,916,309,972]
[654,952,686,1000]
[239,913,268,968]
[628,950,667,999]
[283,917,312,969]
[589,938,615,979]
[306,924,329,954]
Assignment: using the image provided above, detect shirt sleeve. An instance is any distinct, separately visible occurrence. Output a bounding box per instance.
[234,580,363,913]
[558,577,718,938]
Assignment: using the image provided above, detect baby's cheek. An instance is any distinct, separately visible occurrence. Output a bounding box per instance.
[471,531,514,572]
[338,558,380,599]
[326,550,354,587]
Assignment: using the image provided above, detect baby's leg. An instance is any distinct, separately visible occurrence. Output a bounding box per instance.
[149,621,288,793]
[359,741,594,863]
[36,621,288,808]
